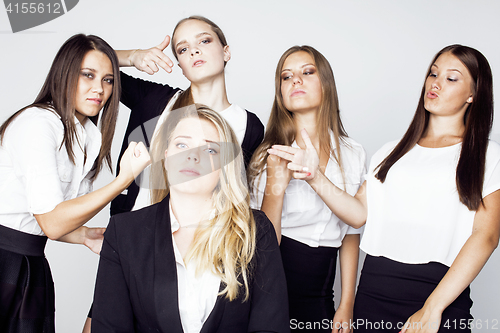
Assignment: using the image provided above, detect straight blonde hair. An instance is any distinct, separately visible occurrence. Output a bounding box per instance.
[149,104,256,301]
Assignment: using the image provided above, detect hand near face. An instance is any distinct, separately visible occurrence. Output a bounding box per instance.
[130,35,174,74]
[267,128,320,181]
[118,141,151,186]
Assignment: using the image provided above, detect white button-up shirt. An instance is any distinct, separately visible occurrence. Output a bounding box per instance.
[0,107,101,235]
[169,204,221,333]
[251,135,366,247]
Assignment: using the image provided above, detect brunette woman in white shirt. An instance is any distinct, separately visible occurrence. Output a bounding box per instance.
[92,105,289,333]
[249,46,366,333]
[0,34,150,333]
[268,45,500,333]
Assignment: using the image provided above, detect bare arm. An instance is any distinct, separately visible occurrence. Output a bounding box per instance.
[402,189,500,333]
[332,233,360,333]
[34,142,150,240]
[260,154,292,244]
[115,35,174,74]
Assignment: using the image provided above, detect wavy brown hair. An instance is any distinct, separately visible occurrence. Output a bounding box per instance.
[0,34,121,180]
[149,104,256,301]
[375,45,493,211]
[249,45,348,190]
[170,15,228,111]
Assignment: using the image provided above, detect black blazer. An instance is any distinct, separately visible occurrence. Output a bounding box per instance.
[92,196,290,333]
[110,72,265,216]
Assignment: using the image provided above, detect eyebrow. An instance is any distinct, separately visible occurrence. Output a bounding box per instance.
[174,135,221,146]
[81,68,114,77]
[281,63,316,73]
[175,32,212,49]
[431,64,463,75]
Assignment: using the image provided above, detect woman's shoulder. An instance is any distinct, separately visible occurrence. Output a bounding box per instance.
[5,106,63,139]
[110,200,163,231]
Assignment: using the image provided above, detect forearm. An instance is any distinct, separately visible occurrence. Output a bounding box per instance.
[307,173,367,228]
[115,49,136,67]
[35,176,130,240]
[57,226,88,244]
[337,234,360,309]
[424,230,498,313]
[261,185,285,244]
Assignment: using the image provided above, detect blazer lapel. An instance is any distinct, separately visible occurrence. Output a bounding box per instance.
[153,195,184,332]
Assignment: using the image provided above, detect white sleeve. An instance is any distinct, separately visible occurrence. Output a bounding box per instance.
[5,112,65,214]
[483,156,500,198]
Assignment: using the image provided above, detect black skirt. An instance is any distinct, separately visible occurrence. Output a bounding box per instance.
[0,224,55,333]
[354,255,473,333]
[280,236,339,333]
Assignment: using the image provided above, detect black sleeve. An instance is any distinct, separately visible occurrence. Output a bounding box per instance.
[120,71,172,110]
[242,111,265,169]
[248,210,291,333]
[92,217,135,332]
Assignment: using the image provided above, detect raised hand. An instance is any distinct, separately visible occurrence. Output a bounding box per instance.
[129,35,174,74]
[267,128,319,181]
[118,141,151,186]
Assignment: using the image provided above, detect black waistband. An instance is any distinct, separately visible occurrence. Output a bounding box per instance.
[0,224,47,256]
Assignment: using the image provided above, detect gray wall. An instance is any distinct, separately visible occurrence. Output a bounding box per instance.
[1,0,499,331]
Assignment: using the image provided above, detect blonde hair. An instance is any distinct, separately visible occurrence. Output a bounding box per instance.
[149,104,256,301]
[249,45,349,192]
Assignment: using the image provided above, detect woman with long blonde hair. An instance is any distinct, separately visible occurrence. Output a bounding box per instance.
[92,105,289,333]
[110,15,264,216]
[249,46,365,332]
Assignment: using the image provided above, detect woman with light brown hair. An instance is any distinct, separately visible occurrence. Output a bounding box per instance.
[249,45,365,332]
[92,105,289,333]
[269,45,500,333]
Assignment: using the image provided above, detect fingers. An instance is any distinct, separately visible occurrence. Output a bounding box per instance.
[267,147,295,162]
[287,162,308,172]
[156,35,171,51]
[300,128,315,149]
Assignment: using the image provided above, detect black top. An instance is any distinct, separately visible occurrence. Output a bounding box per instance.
[111,72,264,216]
[92,196,290,333]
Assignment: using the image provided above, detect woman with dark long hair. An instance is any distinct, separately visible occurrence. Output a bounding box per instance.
[249,46,365,333]
[92,105,289,332]
[0,34,150,333]
[268,45,500,332]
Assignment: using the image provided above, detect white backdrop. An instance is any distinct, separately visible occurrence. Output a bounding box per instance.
[1,0,500,331]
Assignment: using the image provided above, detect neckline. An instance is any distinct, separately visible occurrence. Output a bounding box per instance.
[415,142,462,149]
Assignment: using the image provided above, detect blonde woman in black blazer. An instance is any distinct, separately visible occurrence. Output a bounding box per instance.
[92,105,289,333]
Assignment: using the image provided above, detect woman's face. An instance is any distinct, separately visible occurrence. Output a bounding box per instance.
[164,117,221,196]
[172,19,230,84]
[280,51,322,114]
[74,50,114,124]
[424,52,474,118]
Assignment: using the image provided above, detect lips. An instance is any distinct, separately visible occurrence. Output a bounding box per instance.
[179,168,200,176]
[192,60,205,67]
[87,98,102,105]
[426,91,438,99]
[291,89,306,97]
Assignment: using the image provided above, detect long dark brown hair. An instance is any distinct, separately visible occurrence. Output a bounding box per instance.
[249,45,348,189]
[375,45,493,211]
[169,15,228,110]
[0,34,121,180]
